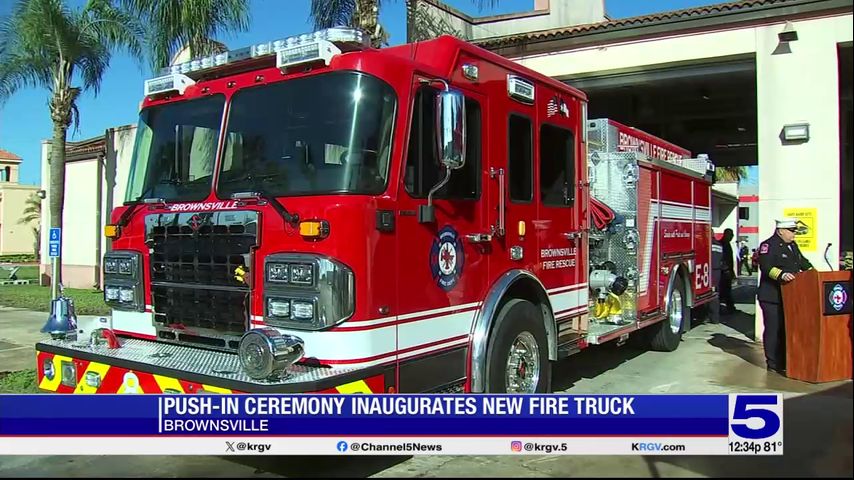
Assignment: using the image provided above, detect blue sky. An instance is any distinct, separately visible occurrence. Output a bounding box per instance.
[1,0,718,186]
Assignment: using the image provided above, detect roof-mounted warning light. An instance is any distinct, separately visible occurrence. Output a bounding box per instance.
[143,73,195,97]
[143,27,369,96]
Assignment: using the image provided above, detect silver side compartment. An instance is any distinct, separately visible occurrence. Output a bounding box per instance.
[586,150,644,343]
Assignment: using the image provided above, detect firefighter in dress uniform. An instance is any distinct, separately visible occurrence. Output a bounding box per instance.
[757,218,814,374]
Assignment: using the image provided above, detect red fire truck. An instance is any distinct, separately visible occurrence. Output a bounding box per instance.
[35,28,716,395]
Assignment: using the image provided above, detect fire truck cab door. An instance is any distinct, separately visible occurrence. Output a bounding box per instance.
[534,102,586,322]
[395,81,489,392]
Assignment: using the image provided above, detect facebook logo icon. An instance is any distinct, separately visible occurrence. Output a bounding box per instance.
[336,441,348,452]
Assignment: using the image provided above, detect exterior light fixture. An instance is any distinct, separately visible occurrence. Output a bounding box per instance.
[782,123,810,142]
[778,21,798,42]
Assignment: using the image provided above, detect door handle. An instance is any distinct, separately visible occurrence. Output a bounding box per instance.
[490,167,506,237]
[466,233,493,243]
[563,231,583,240]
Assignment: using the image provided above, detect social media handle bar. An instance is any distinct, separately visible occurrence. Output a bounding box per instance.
[328,438,725,455]
[728,393,784,455]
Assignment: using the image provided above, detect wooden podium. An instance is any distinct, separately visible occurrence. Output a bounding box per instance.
[781,270,853,383]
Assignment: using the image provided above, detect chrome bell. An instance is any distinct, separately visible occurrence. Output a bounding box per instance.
[41,293,78,341]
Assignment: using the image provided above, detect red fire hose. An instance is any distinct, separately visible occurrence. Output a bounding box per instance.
[590,197,616,231]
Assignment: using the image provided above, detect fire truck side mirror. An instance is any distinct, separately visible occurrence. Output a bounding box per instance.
[436,88,466,171]
[419,87,467,224]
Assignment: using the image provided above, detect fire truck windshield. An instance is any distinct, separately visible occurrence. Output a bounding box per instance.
[125,94,225,203]
[216,71,396,197]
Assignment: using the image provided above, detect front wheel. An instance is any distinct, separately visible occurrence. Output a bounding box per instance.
[485,299,552,393]
[647,280,688,352]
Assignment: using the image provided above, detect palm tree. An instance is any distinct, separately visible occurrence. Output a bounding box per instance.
[310,0,501,48]
[17,192,42,260]
[0,0,143,291]
[121,0,250,72]
[715,166,748,183]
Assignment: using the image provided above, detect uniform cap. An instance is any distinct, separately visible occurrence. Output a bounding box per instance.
[775,218,798,230]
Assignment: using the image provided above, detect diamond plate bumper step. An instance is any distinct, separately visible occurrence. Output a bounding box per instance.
[36,337,377,393]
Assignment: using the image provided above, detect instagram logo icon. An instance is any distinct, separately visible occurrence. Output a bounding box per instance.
[511,441,523,452]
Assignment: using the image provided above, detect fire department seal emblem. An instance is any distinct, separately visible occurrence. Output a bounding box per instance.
[430,226,465,291]
[829,283,848,312]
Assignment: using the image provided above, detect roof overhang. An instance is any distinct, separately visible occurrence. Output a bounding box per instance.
[479,0,853,58]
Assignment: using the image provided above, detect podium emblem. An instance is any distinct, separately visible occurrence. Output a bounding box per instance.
[829,284,848,312]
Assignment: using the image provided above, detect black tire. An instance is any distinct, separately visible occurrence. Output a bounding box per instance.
[648,280,689,352]
[485,299,552,393]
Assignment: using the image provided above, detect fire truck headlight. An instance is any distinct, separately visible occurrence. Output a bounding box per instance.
[289,263,314,286]
[117,258,134,275]
[119,287,135,303]
[267,298,290,318]
[266,263,289,283]
[291,300,314,321]
[104,258,118,274]
[103,251,143,312]
[105,286,120,301]
[263,254,354,330]
[238,328,304,380]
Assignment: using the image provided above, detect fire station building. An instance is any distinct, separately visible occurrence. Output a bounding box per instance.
[413,0,852,337]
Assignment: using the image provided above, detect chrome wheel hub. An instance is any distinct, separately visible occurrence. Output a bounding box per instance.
[669,290,683,334]
[505,331,540,393]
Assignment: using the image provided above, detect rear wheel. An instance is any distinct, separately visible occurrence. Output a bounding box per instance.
[647,280,688,352]
[485,299,552,393]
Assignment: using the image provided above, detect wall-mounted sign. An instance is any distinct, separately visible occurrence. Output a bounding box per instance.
[783,207,817,252]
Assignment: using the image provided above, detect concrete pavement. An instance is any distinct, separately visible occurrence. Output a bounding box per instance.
[0,306,50,373]
[0,306,104,373]
[0,291,851,477]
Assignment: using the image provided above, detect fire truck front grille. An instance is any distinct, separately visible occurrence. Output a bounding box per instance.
[152,286,248,346]
[148,224,256,287]
[145,211,259,348]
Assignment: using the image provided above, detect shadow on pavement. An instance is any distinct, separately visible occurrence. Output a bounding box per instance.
[222,455,412,478]
[551,341,646,392]
[708,332,766,370]
[648,382,853,477]
[714,284,759,340]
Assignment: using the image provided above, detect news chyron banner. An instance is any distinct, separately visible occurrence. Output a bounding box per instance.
[0,394,783,456]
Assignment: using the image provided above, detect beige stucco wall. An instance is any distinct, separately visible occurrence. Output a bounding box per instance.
[100,125,137,263]
[755,16,852,268]
[0,184,40,255]
[62,160,99,267]
[39,125,137,288]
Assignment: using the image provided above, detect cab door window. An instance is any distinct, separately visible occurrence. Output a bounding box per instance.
[539,124,575,206]
[508,114,533,203]
[404,86,481,199]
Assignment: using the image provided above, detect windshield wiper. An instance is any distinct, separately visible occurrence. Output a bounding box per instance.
[116,183,168,227]
[231,191,299,226]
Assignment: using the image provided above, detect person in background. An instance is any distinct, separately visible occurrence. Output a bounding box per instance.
[751,248,759,273]
[719,228,737,314]
[757,218,814,374]
[739,242,752,275]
